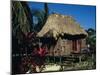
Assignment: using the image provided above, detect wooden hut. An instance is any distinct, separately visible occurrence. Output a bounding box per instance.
[37,14,88,56]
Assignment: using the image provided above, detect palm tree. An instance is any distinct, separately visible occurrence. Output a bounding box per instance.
[12,1,33,37]
[12,1,34,74]
[32,3,49,32]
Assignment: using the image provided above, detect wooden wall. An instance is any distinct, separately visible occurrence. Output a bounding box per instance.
[46,38,87,56]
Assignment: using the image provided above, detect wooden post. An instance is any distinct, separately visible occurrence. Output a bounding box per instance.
[79,55,82,63]
[60,37,62,64]
[47,56,49,63]
[60,56,62,64]
[54,56,55,63]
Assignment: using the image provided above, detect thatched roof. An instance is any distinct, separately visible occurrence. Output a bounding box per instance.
[37,14,87,39]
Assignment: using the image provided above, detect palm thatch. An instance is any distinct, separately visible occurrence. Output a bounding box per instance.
[37,14,87,39]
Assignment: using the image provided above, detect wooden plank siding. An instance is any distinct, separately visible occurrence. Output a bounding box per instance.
[46,38,87,56]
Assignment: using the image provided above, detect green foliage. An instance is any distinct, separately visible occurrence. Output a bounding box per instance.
[86,28,96,53]
[12,1,33,54]
[32,3,49,32]
[12,1,33,38]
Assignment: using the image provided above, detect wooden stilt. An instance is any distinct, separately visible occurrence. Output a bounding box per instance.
[60,56,62,64]
[79,55,82,63]
[54,56,55,63]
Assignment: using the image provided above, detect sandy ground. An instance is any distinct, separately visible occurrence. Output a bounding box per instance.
[42,64,61,72]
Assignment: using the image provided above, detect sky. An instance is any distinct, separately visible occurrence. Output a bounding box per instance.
[27,1,96,30]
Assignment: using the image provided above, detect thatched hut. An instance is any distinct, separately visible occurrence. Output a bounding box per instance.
[37,14,88,56]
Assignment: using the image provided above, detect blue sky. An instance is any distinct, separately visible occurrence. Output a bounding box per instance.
[27,2,96,30]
